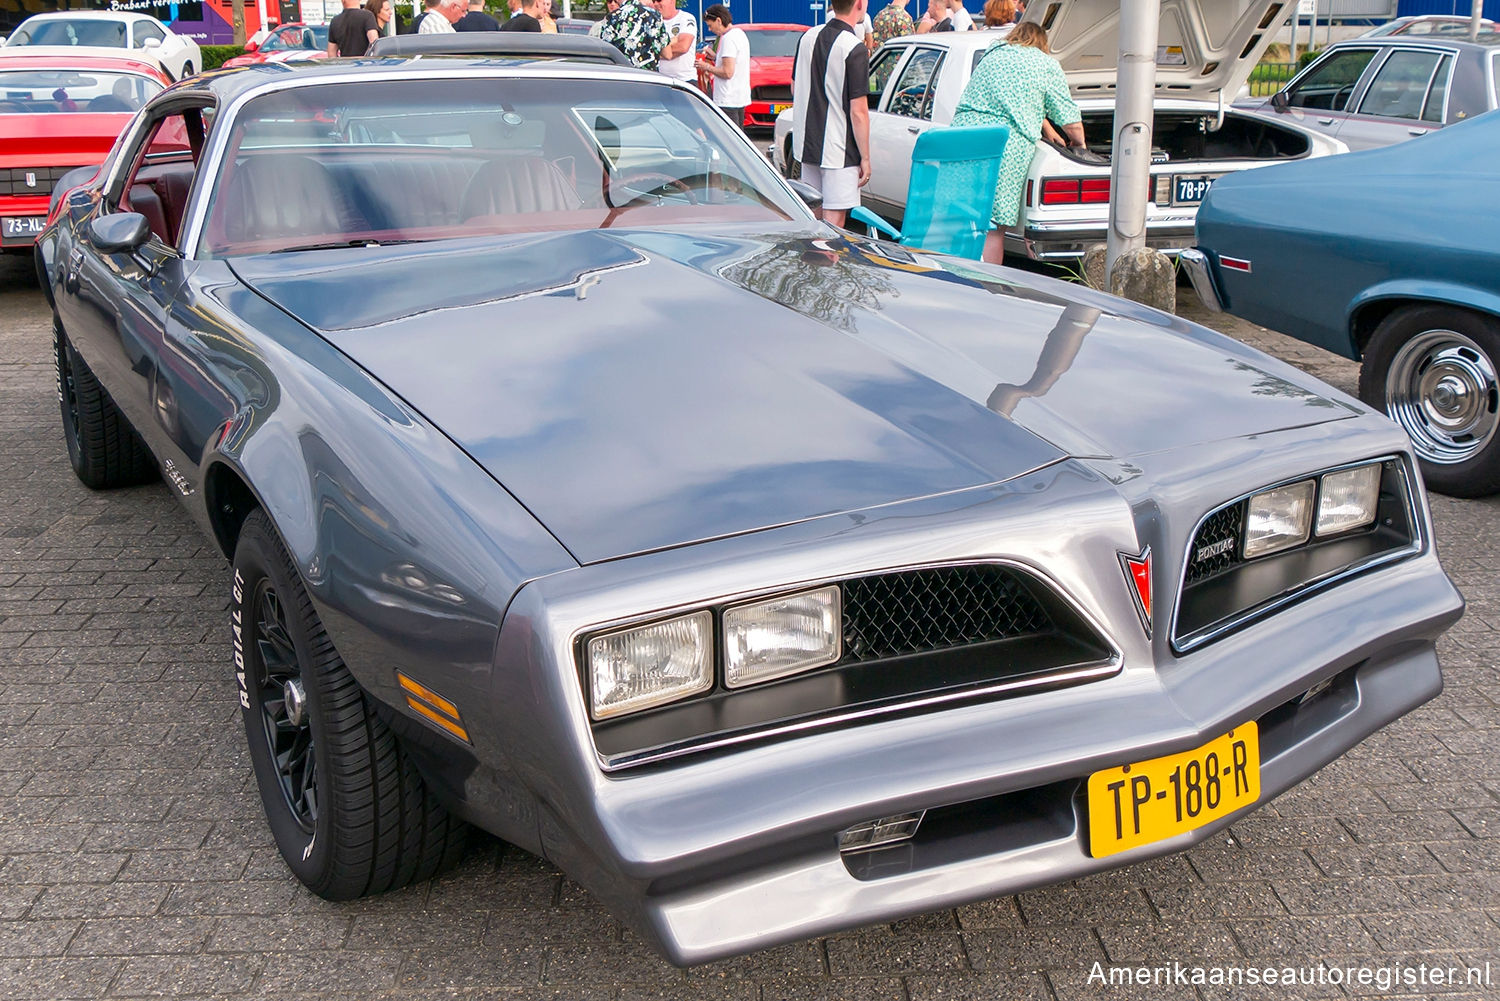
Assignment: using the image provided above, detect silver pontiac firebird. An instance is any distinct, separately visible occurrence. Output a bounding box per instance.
[34,53,1462,965]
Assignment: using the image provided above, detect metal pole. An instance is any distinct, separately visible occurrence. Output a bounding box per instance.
[1471,0,1484,40]
[1105,0,1160,279]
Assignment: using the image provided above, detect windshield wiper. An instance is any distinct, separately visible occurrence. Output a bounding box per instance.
[271,238,432,253]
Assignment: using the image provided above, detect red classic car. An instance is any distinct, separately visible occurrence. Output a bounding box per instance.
[697,23,806,130]
[221,23,330,67]
[0,54,174,251]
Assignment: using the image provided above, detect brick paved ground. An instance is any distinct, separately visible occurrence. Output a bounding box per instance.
[0,252,1496,1000]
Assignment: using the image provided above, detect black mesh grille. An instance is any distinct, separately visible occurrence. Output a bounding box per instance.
[841,565,1054,663]
[0,166,74,198]
[752,84,793,103]
[1185,500,1246,585]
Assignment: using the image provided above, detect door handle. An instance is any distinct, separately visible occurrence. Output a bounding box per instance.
[907,125,921,134]
[1408,128,1429,136]
[1316,118,1335,125]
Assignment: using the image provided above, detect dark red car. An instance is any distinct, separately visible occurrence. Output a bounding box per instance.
[697,23,807,130]
[0,53,173,251]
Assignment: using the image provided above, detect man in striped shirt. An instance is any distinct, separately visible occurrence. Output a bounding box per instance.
[790,0,872,227]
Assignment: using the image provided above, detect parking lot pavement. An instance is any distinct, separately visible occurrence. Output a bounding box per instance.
[0,250,1496,1001]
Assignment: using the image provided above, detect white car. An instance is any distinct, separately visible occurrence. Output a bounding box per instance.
[773,0,1348,260]
[3,11,200,81]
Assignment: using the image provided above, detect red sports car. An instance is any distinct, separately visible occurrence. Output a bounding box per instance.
[0,54,174,251]
[222,23,331,67]
[697,23,807,130]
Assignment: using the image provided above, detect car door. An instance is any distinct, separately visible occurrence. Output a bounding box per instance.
[1338,47,1453,150]
[56,100,210,464]
[1273,46,1381,141]
[866,45,945,219]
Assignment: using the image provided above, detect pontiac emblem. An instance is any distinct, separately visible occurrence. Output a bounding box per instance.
[25,172,37,188]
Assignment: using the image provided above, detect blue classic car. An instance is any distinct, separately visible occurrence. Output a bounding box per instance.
[34,58,1462,964]
[1186,111,1500,498]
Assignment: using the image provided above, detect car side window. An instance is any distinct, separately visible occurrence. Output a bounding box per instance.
[869,47,903,108]
[1285,48,1377,111]
[134,20,166,48]
[887,48,943,120]
[1354,48,1443,120]
[1420,54,1452,123]
[112,106,208,248]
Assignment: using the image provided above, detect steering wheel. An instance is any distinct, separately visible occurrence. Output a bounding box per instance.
[1332,83,1356,111]
[607,170,700,210]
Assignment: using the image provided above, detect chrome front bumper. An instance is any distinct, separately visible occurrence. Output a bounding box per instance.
[1180,248,1225,313]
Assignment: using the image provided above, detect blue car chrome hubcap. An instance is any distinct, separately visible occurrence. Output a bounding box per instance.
[1387,329,1500,466]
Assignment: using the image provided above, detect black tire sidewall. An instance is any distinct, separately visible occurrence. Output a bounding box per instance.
[1360,304,1500,498]
[53,324,86,478]
[232,510,337,892]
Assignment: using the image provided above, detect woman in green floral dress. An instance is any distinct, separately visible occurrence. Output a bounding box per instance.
[950,22,1085,262]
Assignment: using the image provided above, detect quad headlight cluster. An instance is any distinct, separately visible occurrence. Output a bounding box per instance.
[1244,462,1383,560]
[586,585,842,720]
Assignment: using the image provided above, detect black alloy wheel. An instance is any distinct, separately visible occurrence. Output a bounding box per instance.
[53,320,156,489]
[233,509,469,899]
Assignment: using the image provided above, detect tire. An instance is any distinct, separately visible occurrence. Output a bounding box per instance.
[1359,304,1500,498]
[54,321,157,489]
[182,62,195,78]
[233,509,469,899]
[782,137,801,181]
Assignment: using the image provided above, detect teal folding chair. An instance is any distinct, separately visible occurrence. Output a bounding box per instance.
[848,124,1009,261]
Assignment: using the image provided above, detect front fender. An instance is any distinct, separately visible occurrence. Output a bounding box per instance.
[1349,279,1500,355]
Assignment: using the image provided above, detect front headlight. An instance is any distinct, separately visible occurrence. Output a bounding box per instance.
[587,611,713,719]
[723,585,842,689]
[1316,463,1382,536]
[1244,479,1315,559]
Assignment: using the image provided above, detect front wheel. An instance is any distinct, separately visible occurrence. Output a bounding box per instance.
[233,509,468,899]
[54,321,157,489]
[1360,305,1500,498]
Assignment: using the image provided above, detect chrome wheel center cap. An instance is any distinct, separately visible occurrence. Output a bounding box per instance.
[284,678,307,728]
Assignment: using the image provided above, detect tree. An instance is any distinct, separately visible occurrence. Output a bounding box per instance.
[232,0,246,45]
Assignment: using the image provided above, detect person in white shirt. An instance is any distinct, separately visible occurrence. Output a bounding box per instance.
[695,4,750,131]
[654,0,697,81]
[949,0,975,30]
[418,0,463,32]
[825,3,874,51]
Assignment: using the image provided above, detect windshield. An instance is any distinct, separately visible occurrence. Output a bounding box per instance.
[11,18,129,47]
[745,29,803,58]
[263,24,329,51]
[199,75,807,257]
[0,69,161,113]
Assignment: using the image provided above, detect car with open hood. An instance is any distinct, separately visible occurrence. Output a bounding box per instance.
[3,11,201,81]
[774,0,1347,260]
[0,53,175,252]
[34,56,1462,965]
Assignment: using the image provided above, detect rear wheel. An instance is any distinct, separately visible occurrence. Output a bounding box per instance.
[782,136,800,181]
[54,321,157,489]
[233,509,469,899]
[1360,305,1500,498]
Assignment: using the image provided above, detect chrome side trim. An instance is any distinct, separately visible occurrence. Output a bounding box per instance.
[1179,248,1224,313]
[1170,455,1424,655]
[581,557,1125,772]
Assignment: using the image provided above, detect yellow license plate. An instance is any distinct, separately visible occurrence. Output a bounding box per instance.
[1087,722,1260,858]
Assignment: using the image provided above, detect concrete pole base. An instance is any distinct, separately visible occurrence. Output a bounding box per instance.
[1082,243,1175,313]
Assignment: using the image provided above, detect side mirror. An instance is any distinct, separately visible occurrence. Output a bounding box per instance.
[89,212,152,254]
[244,38,260,52]
[1270,88,1289,111]
[785,177,823,210]
[142,36,162,48]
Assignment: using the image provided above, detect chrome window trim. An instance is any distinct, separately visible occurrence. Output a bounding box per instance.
[578,557,1125,772]
[1169,455,1424,656]
[179,66,810,260]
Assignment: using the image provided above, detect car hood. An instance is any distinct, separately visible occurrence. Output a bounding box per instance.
[1026,0,1288,104]
[0,112,134,158]
[748,55,791,80]
[231,228,1352,564]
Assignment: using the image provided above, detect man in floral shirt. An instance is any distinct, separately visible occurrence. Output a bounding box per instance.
[600,0,671,70]
[871,0,913,46]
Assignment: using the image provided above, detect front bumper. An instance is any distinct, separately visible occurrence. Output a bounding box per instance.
[437,447,1461,965]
